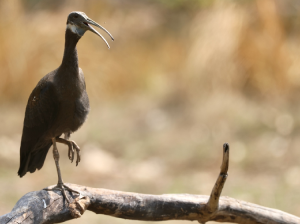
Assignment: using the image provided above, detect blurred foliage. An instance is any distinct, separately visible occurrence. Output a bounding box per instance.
[0,0,300,223]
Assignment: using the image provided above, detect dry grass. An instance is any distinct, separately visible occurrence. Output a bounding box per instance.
[0,0,300,223]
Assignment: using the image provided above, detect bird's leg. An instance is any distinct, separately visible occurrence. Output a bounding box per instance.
[56,137,81,166]
[64,132,71,140]
[52,138,64,186]
[44,138,80,203]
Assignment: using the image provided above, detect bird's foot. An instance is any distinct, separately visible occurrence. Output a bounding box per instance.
[71,141,81,166]
[67,141,81,166]
[44,183,80,203]
[56,138,81,166]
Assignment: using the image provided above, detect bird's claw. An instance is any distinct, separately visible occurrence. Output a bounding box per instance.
[66,141,75,162]
[44,183,80,203]
[68,148,74,162]
[65,140,81,166]
[72,142,81,166]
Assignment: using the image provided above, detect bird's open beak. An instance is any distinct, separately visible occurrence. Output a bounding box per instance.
[84,18,114,49]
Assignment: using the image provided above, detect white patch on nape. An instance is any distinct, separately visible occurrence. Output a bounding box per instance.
[67,23,78,34]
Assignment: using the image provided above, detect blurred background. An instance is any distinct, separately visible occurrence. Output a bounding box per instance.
[0,0,300,223]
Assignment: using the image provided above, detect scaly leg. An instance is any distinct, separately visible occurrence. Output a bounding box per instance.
[64,132,71,140]
[44,137,80,203]
[56,137,81,166]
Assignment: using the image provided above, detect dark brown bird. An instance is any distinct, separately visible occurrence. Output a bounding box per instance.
[18,11,114,201]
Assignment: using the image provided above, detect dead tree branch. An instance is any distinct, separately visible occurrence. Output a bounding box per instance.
[1,143,299,224]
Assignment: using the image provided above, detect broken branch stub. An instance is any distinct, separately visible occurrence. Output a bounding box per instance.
[199,143,230,223]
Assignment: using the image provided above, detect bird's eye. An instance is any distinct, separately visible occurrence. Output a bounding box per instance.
[74,15,78,19]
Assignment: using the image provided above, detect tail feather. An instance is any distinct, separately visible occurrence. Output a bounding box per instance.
[28,142,52,172]
[18,142,52,177]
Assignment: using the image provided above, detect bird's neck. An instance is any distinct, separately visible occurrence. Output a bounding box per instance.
[61,28,81,70]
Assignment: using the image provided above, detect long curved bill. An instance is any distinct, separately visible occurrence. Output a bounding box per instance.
[86,18,114,49]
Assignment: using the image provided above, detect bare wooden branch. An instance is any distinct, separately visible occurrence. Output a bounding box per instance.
[206,143,229,215]
[1,184,299,224]
[1,144,299,224]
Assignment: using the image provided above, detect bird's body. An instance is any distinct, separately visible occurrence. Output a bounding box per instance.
[18,28,90,177]
[18,11,113,201]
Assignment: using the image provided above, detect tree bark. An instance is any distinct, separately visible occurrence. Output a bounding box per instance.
[1,144,299,224]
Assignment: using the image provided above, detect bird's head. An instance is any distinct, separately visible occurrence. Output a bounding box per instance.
[67,11,114,48]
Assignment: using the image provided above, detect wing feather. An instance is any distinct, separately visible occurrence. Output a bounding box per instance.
[18,76,59,177]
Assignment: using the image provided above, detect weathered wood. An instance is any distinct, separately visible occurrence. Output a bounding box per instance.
[206,143,229,215]
[0,184,299,224]
[1,144,299,224]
